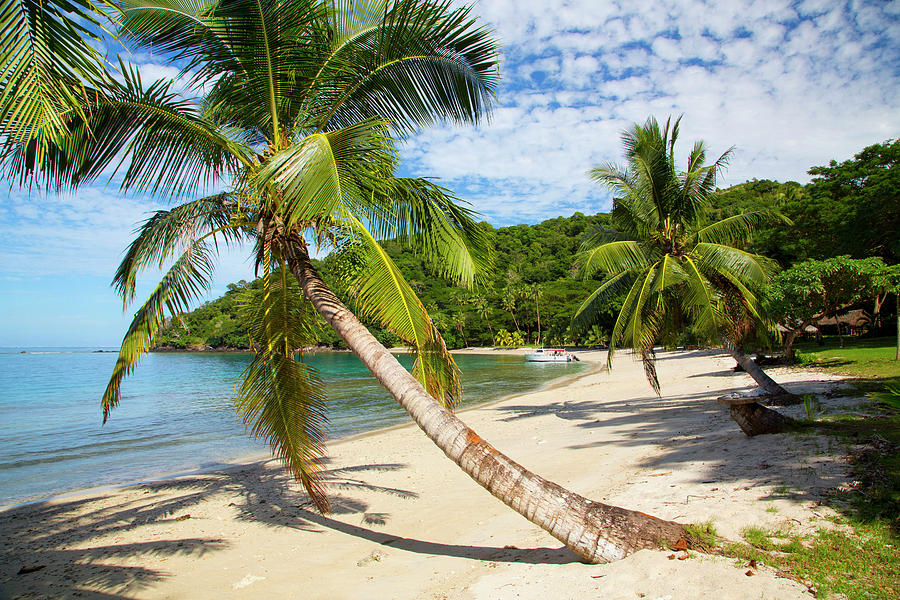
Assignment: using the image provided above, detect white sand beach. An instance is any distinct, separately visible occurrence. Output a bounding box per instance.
[1,349,852,599]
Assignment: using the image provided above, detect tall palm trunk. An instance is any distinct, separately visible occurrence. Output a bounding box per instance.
[536,295,542,346]
[284,240,686,564]
[720,337,797,436]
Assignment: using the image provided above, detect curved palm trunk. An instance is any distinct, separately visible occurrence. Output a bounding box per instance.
[720,338,797,435]
[285,241,686,564]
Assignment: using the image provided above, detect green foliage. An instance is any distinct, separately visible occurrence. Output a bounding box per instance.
[493,328,524,347]
[766,256,889,359]
[154,211,629,351]
[684,520,718,547]
[869,386,900,411]
[709,140,900,265]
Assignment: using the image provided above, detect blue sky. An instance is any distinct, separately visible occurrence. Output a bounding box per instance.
[1,0,898,346]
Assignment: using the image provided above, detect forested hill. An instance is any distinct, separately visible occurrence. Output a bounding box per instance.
[152,210,617,351]
[150,138,899,351]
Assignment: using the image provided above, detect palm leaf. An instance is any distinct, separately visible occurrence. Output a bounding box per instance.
[101,241,217,422]
[310,0,500,135]
[253,118,393,227]
[693,210,790,246]
[359,176,492,287]
[112,194,251,304]
[6,62,249,196]
[579,240,651,278]
[236,262,330,510]
[571,271,630,332]
[694,242,779,289]
[339,209,461,406]
[0,0,111,157]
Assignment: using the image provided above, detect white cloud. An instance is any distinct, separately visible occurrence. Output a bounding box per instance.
[398,0,900,225]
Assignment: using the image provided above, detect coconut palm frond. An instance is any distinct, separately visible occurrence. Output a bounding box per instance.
[254,118,393,226]
[679,255,723,341]
[694,211,789,246]
[112,194,251,305]
[580,240,651,278]
[362,176,492,287]
[7,62,248,196]
[235,262,330,510]
[316,0,500,135]
[0,0,111,156]
[694,242,776,287]
[339,210,461,406]
[571,271,631,332]
[607,269,649,364]
[101,241,217,422]
[580,225,631,251]
[237,354,329,509]
[117,0,326,135]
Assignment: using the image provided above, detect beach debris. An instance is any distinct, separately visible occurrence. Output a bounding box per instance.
[232,574,266,589]
[356,550,386,566]
[175,514,191,521]
[17,565,46,575]
[745,569,755,576]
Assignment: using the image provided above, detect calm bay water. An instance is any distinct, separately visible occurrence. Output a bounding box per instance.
[0,348,583,506]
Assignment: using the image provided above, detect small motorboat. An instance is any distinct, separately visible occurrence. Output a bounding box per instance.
[524,348,578,362]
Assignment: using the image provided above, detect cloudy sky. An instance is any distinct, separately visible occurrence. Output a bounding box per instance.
[2,0,898,346]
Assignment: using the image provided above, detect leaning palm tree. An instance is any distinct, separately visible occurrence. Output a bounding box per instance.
[574,116,795,435]
[4,0,688,562]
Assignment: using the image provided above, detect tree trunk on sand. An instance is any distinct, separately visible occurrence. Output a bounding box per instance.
[284,240,686,564]
[725,402,795,437]
[722,338,798,404]
[720,339,798,435]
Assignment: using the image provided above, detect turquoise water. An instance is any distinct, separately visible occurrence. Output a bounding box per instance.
[0,348,584,506]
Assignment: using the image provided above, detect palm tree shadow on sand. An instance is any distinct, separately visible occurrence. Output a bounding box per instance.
[0,460,575,599]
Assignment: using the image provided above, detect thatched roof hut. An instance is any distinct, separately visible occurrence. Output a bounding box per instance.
[817,309,871,328]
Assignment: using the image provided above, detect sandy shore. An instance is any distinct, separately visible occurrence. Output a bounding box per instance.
[1,349,854,599]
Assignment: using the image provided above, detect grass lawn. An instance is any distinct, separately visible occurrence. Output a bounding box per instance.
[794,335,900,390]
[719,336,900,599]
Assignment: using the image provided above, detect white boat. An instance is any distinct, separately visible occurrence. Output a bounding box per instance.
[524,348,578,362]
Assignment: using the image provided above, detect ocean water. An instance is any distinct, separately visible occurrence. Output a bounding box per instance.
[0,348,584,506]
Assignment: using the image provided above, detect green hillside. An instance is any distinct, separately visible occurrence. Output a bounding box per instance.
[153,138,899,351]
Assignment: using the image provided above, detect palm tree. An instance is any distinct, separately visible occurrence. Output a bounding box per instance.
[469,292,493,339]
[501,287,521,333]
[529,283,543,345]
[574,116,794,436]
[4,0,687,562]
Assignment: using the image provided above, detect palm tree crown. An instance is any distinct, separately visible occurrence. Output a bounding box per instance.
[574,116,780,392]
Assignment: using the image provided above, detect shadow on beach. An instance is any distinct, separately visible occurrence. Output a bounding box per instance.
[1,455,574,599]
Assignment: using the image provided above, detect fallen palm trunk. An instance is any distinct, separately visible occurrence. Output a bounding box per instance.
[717,395,795,437]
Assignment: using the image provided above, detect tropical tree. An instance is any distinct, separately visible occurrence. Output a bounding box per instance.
[5,0,686,562]
[574,116,794,435]
[469,292,493,338]
[766,256,886,362]
[528,283,543,345]
[501,287,521,333]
